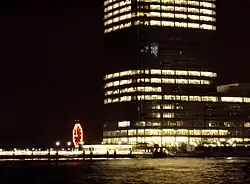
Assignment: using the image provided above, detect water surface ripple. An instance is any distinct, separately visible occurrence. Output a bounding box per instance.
[0,158,249,184]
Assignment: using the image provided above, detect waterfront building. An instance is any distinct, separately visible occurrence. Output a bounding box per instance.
[103,0,250,146]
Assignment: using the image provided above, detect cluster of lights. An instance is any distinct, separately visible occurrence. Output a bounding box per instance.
[104,129,229,137]
[104,95,250,104]
[0,145,135,156]
[104,78,211,89]
[103,137,250,146]
[104,69,217,80]
[104,0,216,33]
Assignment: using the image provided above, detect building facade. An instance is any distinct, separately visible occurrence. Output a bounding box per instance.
[103,0,250,146]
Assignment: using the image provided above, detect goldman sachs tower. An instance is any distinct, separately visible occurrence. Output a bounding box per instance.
[102,0,250,147]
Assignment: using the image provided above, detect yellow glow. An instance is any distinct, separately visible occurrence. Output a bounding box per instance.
[104,69,217,80]
[105,94,250,104]
[104,0,216,33]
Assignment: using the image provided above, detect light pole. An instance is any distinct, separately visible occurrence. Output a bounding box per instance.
[67,141,72,151]
[56,141,60,152]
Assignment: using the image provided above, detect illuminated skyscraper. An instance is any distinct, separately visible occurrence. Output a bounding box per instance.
[103,0,250,147]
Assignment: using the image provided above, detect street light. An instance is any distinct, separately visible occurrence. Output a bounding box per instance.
[56,141,60,147]
[67,141,72,151]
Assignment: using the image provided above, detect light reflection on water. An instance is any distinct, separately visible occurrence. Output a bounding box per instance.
[0,158,250,184]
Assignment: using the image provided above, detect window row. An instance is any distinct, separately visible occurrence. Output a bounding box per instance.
[104,129,228,137]
[134,121,250,128]
[149,5,215,15]
[104,22,132,33]
[104,95,250,104]
[149,20,215,30]
[105,12,215,26]
[104,69,217,80]
[104,78,211,88]
[104,6,131,20]
[105,20,215,33]
[136,12,215,21]
[139,0,216,7]
[104,0,215,9]
[103,137,249,146]
[105,86,162,96]
[104,0,131,10]
[103,138,249,146]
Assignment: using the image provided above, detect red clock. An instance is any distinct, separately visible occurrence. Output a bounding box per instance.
[72,123,83,148]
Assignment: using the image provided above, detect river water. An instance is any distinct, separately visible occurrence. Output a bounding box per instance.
[0,158,249,184]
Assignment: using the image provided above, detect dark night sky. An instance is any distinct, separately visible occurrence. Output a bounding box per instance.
[0,1,249,148]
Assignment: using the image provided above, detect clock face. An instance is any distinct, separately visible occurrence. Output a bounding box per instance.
[73,124,83,148]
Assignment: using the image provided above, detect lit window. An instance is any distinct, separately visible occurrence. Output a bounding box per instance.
[163,113,175,118]
[120,79,132,85]
[175,7,187,12]
[162,13,174,18]
[189,96,201,101]
[201,96,218,102]
[162,104,175,109]
[201,71,214,77]
[244,122,250,128]
[200,16,214,22]
[118,121,130,128]
[176,70,188,76]
[150,12,161,17]
[150,20,161,26]
[128,129,136,135]
[152,104,161,109]
[200,9,215,15]
[162,21,175,27]
[188,23,199,28]
[244,98,250,103]
[120,96,131,102]
[189,79,201,85]
[145,95,162,100]
[188,15,199,20]
[162,70,175,75]
[150,4,161,10]
[175,0,187,5]
[145,129,162,135]
[180,96,189,101]
[176,79,188,84]
[113,98,119,103]
[164,95,176,101]
[151,78,161,83]
[150,69,161,75]
[221,97,243,103]
[200,2,215,8]
[200,24,213,30]
[162,78,175,84]
[151,113,161,118]
[188,7,199,13]
[175,22,187,27]
[188,1,199,6]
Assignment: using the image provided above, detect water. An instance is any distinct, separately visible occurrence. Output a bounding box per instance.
[0,158,250,184]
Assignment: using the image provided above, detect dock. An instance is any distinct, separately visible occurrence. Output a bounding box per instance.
[0,144,153,160]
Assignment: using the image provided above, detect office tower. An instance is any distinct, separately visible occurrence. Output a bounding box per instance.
[103,0,250,147]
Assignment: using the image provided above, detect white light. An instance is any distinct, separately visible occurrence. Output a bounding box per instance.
[56,141,60,146]
[67,142,72,146]
[118,121,130,128]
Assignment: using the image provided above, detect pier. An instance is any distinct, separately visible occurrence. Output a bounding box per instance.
[0,144,153,160]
